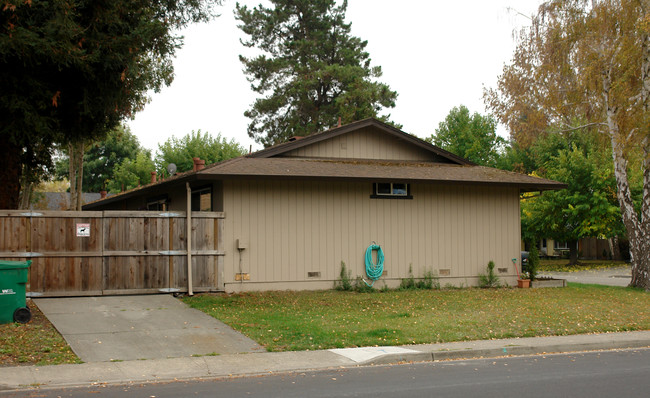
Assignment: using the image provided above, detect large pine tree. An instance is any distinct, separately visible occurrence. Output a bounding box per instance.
[235,0,398,146]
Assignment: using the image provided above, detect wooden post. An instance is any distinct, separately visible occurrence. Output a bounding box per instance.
[186,183,193,295]
[169,217,174,290]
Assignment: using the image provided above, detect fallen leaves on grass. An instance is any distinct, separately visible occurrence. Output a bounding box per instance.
[0,301,80,366]
[184,285,649,352]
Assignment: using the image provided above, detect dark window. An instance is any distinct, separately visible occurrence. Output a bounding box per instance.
[147,196,168,211]
[554,241,569,249]
[376,183,392,195]
[371,183,412,199]
[191,187,212,211]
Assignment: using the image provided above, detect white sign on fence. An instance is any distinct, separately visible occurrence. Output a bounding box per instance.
[76,223,90,237]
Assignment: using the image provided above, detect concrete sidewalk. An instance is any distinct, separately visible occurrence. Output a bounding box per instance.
[33,295,263,362]
[1,331,649,392]
[541,265,632,287]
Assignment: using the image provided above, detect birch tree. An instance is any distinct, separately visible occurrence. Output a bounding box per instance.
[485,0,650,289]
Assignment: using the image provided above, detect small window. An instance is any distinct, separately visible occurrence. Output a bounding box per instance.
[554,241,569,249]
[147,196,168,211]
[371,183,412,199]
[191,187,212,211]
[376,183,392,195]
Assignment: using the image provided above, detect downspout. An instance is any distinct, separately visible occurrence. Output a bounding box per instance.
[186,182,194,296]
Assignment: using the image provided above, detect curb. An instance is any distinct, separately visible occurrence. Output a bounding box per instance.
[359,338,650,365]
[1,333,649,392]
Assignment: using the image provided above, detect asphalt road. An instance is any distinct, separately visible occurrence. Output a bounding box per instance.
[5,348,649,398]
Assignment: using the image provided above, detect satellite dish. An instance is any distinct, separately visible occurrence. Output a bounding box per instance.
[166,163,177,176]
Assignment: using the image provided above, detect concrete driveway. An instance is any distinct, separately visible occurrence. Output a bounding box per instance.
[33,295,263,363]
[541,265,632,287]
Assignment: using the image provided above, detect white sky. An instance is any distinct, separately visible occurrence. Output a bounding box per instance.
[128,0,542,153]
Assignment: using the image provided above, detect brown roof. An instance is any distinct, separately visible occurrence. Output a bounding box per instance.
[195,157,565,191]
[83,119,565,209]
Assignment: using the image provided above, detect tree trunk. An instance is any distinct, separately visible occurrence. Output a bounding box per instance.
[630,5,650,290]
[68,142,77,210]
[0,135,22,209]
[604,61,650,289]
[608,236,621,261]
[75,141,83,211]
[568,239,579,266]
[68,140,84,211]
[18,181,33,210]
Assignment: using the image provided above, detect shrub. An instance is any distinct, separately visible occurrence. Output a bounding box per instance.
[478,260,501,288]
[400,265,440,290]
[353,276,375,293]
[334,261,352,291]
[527,244,539,281]
[417,269,440,290]
[399,265,417,290]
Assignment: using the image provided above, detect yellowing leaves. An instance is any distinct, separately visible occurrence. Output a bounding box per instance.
[51,91,61,107]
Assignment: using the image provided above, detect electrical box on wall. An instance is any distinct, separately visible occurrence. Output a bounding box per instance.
[236,239,247,250]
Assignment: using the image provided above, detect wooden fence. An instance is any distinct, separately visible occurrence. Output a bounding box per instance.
[0,210,224,297]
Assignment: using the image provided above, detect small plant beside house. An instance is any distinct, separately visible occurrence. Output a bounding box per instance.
[526,244,540,281]
[334,261,375,292]
[399,264,417,290]
[399,265,440,290]
[353,276,375,293]
[334,261,353,291]
[478,260,501,288]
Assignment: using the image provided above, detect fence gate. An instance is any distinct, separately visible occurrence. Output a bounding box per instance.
[0,210,224,297]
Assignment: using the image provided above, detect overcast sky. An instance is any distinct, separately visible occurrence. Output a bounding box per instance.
[127,0,543,153]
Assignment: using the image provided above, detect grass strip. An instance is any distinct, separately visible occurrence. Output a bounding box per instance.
[538,259,629,272]
[184,284,649,352]
[0,301,80,366]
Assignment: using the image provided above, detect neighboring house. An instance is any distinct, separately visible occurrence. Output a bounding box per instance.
[30,192,106,210]
[523,238,621,260]
[84,119,565,292]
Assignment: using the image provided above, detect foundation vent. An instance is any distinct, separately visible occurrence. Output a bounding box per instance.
[307,271,321,278]
[235,273,250,281]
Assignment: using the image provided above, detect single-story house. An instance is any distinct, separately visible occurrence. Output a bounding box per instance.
[84,118,565,292]
[522,237,623,260]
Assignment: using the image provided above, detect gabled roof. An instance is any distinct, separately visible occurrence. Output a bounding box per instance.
[247,118,474,165]
[83,119,566,209]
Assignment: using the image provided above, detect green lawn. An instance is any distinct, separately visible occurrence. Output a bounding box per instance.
[184,284,649,352]
[0,301,80,366]
[538,259,629,272]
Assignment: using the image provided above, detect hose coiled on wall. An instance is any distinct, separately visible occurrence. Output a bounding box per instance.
[364,243,384,287]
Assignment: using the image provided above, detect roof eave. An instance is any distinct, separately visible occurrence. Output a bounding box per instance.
[82,173,201,210]
[203,172,567,191]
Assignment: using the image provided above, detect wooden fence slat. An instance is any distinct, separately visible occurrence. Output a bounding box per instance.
[0,211,224,297]
[0,210,103,217]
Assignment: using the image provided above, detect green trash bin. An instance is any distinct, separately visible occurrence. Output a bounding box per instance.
[0,260,32,324]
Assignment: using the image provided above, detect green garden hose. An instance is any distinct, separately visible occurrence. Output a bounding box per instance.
[364,243,384,287]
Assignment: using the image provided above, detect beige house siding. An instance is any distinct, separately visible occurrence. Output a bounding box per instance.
[222,179,521,292]
[282,126,437,161]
